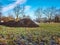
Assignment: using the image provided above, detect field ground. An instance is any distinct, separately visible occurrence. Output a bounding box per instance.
[0,23,60,45]
[0,23,60,35]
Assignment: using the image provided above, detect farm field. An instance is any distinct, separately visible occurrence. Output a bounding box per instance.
[0,23,60,45]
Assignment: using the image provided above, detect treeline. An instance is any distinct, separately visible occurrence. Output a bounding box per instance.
[0,4,30,22]
[35,7,60,23]
[0,3,60,23]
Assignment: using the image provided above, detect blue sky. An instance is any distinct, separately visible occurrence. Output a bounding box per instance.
[0,0,60,19]
[1,0,60,7]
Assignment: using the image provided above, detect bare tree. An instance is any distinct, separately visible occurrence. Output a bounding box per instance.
[21,5,25,18]
[35,8,43,22]
[54,14,60,22]
[54,9,60,22]
[13,5,21,20]
[43,7,56,23]
[13,5,26,21]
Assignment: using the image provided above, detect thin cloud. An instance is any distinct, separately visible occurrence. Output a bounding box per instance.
[2,0,26,12]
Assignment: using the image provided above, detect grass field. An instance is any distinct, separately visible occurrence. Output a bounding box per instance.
[0,23,60,45]
[0,23,60,34]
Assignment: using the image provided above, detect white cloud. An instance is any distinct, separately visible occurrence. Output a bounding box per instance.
[2,0,26,12]
[24,6,31,12]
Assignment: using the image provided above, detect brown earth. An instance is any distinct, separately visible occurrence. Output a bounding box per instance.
[0,18,39,27]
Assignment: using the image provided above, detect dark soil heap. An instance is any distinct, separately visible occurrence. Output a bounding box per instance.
[0,18,39,27]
